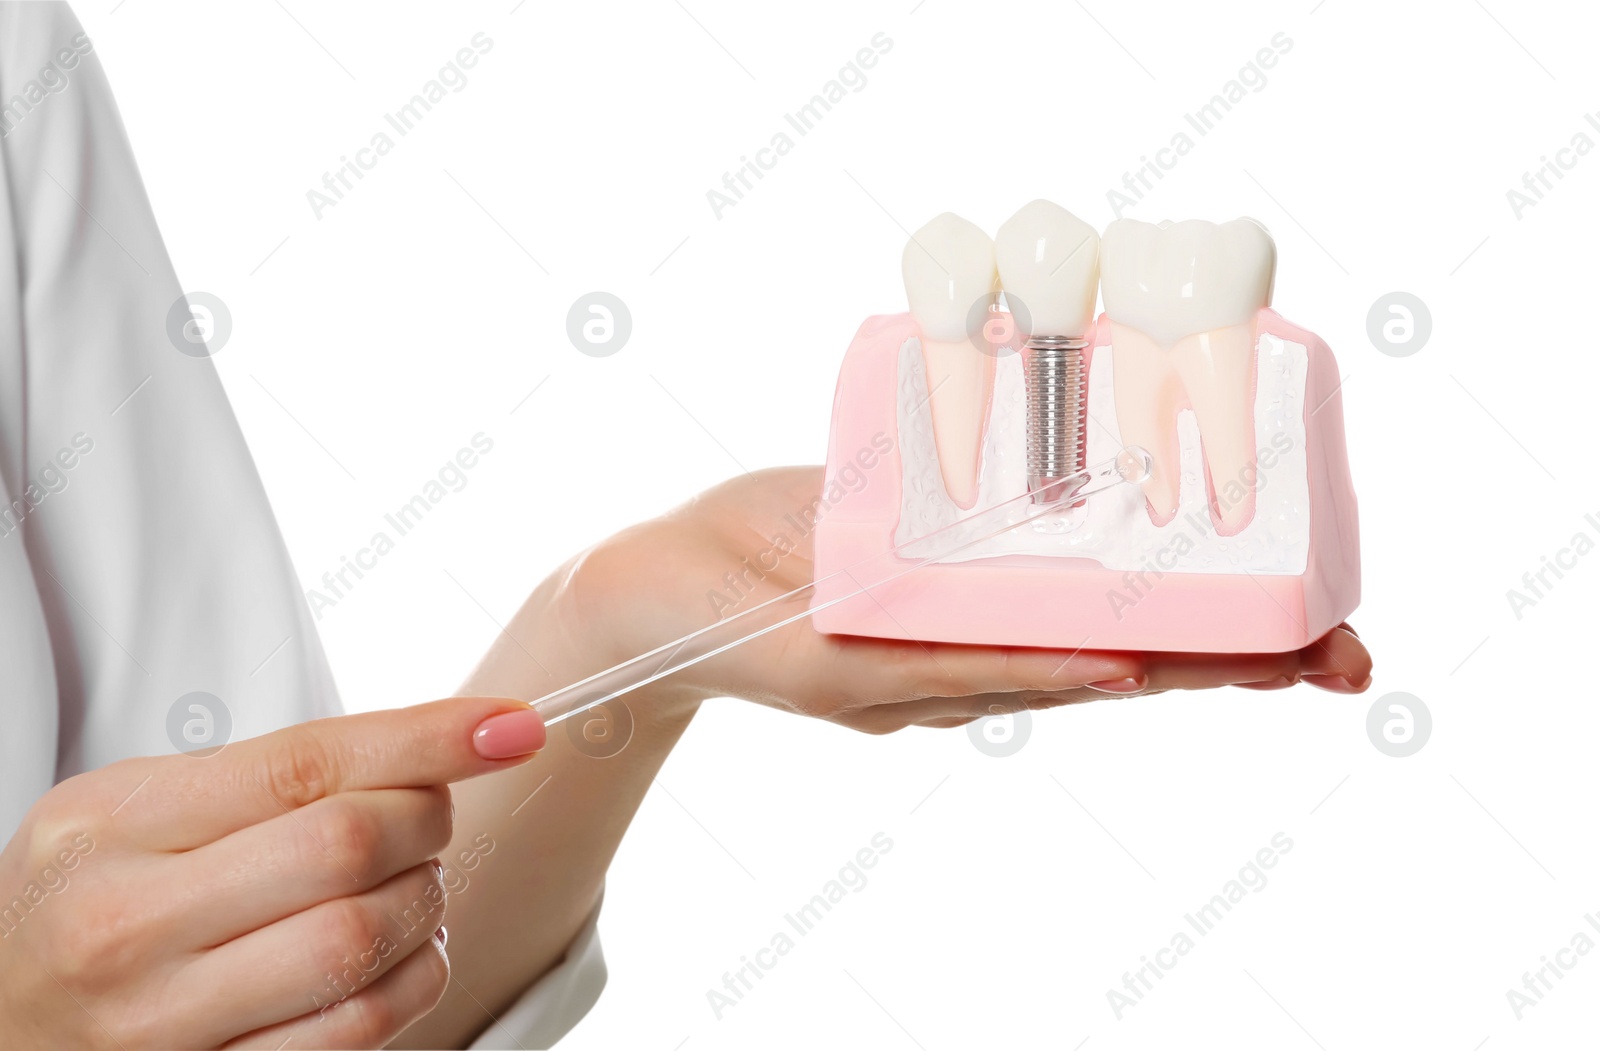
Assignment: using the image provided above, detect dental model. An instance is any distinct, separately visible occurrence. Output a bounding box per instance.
[995,200,1101,503]
[901,213,998,508]
[812,206,1360,654]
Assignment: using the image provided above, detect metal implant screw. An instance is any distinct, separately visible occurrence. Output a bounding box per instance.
[1025,335,1088,504]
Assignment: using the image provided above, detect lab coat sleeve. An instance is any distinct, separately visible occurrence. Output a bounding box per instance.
[0,7,608,1046]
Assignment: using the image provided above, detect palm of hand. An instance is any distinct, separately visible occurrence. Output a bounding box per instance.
[568,467,1372,733]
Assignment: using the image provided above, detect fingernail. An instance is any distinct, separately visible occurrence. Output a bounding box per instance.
[1302,673,1368,695]
[434,926,448,948]
[1237,675,1296,691]
[1086,676,1146,695]
[472,707,546,759]
[431,858,444,878]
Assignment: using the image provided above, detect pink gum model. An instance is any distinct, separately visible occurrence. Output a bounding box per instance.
[810,308,1359,654]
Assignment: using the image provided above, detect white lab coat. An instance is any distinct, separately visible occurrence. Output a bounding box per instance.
[0,4,601,1046]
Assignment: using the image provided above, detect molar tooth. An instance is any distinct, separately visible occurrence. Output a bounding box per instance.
[902,212,998,509]
[1101,218,1276,534]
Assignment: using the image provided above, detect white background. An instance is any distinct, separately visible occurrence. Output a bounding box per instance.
[74,0,1598,1046]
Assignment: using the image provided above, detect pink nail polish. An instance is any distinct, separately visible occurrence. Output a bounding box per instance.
[434,926,448,948]
[1086,676,1146,695]
[472,708,546,759]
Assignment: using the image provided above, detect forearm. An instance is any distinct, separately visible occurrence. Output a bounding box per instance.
[393,557,704,1049]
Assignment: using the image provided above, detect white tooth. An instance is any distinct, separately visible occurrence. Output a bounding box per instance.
[1101,218,1276,534]
[1101,218,1275,347]
[995,199,1100,338]
[902,212,997,509]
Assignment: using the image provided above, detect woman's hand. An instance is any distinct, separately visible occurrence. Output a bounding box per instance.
[389,467,1371,1050]
[560,467,1373,731]
[0,697,546,1050]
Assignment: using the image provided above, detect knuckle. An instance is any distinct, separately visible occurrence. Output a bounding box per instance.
[54,902,139,991]
[306,802,383,883]
[259,729,336,809]
[22,764,125,861]
[319,897,383,964]
[47,919,104,985]
[568,533,650,615]
[21,808,96,872]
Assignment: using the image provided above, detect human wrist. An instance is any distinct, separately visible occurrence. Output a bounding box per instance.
[466,549,710,725]
[555,552,713,725]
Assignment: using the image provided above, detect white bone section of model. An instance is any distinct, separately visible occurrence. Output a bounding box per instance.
[1100,217,1276,535]
[901,212,997,509]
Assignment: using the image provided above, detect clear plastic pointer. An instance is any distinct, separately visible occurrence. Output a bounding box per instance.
[531,446,1154,727]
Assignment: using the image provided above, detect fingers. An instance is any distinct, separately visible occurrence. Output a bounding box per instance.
[1299,623,1371,692]
[784,622,1370,732]
[1095,624,1369,698]
[842,688,1099,732]
[816,635,1145,710]
[222,927,450,1050]
[197,861,449,1046]
[1208,624,1372,693]
[836,627,1374,732]
[172,786,454,947]
[124,697,542,851]
[1138,650,1303,693]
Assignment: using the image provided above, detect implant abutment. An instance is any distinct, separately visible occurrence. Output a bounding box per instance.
[1025,335,1089,505]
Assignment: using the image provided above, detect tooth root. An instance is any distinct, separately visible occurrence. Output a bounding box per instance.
[901,212,998,511]
[922,338,994,509]
[1110,324,1183,525]
[1171,321,1259,535]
